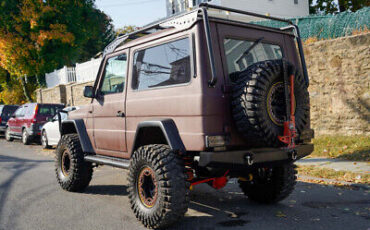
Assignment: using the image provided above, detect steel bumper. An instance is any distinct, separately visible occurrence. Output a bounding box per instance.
[199,144,314,167]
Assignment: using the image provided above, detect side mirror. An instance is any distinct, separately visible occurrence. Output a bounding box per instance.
[11,114,16,118]
[83,86,95,98]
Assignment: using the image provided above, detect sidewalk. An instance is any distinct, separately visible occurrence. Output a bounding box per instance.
[296,157,370,174]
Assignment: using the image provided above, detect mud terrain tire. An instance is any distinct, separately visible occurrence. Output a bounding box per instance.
[55,134,93,192]
[231,59,309,146]
[128,144,189,229]
[239,163,297,204]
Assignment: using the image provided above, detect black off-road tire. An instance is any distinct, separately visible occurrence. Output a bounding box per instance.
[22,128,30,145]
[55,134,93,192]
[5,127,14,142]
[232,59,310,146]
[128,144,189,229]
[238,163,297,204]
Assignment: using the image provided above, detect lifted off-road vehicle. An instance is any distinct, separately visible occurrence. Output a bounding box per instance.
[55,4,314,229]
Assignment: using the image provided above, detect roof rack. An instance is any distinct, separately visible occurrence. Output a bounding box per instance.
[103,3,309,87]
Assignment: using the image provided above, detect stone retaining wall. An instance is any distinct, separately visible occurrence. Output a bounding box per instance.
[37,81,93,106]
[36,33,370,136]
[305,33,369,135]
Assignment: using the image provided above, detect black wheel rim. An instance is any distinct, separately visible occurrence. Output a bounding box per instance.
[61,150,71,176]
[137,166,158,208]
[267,82,296,126]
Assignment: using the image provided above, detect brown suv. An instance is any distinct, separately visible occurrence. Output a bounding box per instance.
[55,4,314,229]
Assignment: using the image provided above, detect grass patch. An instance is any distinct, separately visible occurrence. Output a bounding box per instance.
[310,135,370,161]
[297,165,370,184]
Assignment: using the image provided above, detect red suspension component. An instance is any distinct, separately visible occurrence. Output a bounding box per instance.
[278,74,297,149]
[191,170,229,190]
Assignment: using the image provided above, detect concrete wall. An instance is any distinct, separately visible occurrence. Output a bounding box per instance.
[305,33,370,136]
[36,33,370,136]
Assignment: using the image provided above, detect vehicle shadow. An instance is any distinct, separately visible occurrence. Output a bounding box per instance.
[85,184,129,196]
[0,154,53,224]
[167,180,370,230]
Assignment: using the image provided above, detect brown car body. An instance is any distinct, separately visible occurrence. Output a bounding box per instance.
[67,16,312,160]
[57,5,314,228]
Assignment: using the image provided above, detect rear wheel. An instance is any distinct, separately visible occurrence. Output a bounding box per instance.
[128,144,189,229]
[5,127,13,142]
[22,129,30,145]
[41,130,51,149]
[55,134,93,192]
[238,163,297,204]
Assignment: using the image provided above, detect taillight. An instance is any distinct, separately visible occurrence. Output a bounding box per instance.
[32,104,38,123]
[0,116,2,124]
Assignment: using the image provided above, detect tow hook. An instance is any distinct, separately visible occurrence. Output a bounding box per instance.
[244,153,254,166]
[290,150,298,160]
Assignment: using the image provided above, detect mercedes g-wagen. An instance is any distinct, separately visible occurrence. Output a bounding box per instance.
[55,4,314,229]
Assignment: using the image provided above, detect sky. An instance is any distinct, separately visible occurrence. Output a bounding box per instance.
[95,0,167,29]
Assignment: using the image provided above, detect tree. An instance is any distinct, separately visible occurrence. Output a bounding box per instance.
[116,25,137,36]
[0,0,115,102]
[310,0,369,14]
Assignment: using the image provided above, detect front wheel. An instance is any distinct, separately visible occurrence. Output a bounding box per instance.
[55,134,93,192]
[239,163,297,204]
[5,127,14,142]
[128,144,189,229]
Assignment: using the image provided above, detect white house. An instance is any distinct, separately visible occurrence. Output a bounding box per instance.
[166,0,309,18]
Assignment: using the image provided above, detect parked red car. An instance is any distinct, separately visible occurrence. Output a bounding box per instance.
[5,103,64,145]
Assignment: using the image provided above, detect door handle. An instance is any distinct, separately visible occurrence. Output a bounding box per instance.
[116,111,125,117]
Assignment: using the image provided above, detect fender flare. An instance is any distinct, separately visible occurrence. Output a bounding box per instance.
[61,119,95,154]
[132,119,186,154]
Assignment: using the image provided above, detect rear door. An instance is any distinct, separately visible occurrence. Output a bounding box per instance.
[216,23,287,84]
[91,50,128,157]
[11,106,25,135]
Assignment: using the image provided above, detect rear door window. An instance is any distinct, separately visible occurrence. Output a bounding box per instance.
[223,38,283,75]
[132,38,191,90]
[38,105,64,116]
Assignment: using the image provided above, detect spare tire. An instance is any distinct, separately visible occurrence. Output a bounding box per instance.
[231,59,309,147]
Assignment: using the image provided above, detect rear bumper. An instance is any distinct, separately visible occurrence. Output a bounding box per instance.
[199,144,314,167]
[0,125,5,133]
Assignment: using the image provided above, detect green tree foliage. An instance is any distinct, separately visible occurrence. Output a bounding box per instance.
[0,0,115,102]
[116,25,137,36]
[310,0,370,14]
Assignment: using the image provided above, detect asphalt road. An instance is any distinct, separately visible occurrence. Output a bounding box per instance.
[0,138,369,230]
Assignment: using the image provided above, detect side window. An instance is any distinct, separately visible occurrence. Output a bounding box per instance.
[132,38,191,90]
[15,107,24,117]
[99,54,127,95]
[224,38,283,75]
[25,104,36,117]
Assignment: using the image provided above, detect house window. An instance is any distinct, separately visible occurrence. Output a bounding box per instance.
[294,0,298,4]
[132,38,191,90]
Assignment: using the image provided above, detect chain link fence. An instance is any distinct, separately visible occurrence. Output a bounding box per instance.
[252,7,370,40]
